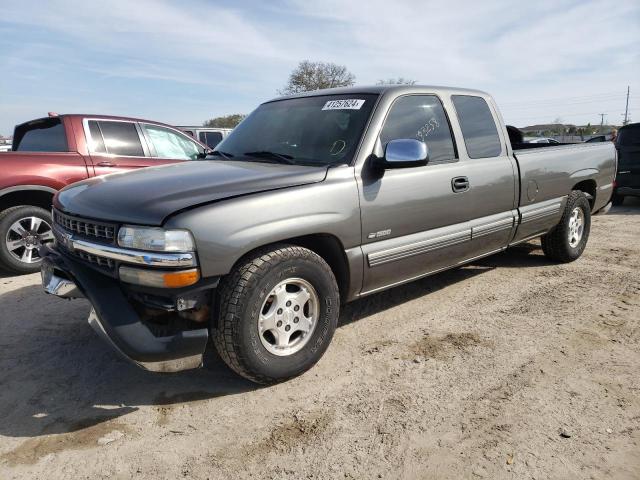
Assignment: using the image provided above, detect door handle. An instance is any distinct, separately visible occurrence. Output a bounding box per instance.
[96,161,115,167]
[451,176,470,193]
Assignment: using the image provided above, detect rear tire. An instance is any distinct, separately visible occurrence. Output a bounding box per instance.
[213,244,340,384]
[0,206,54,274]
[541,191,591,263]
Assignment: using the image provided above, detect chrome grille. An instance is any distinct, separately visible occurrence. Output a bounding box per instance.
[76,250,115,270]
[54,210,116,243]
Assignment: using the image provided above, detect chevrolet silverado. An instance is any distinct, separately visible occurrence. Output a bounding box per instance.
[41,86,616,383]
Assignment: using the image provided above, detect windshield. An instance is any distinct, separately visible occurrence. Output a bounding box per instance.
[215,94,378,166]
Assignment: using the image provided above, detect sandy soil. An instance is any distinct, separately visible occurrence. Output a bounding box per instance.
[1,199,639,480]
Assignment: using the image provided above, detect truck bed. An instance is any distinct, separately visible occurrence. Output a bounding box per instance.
[510,141,616,242]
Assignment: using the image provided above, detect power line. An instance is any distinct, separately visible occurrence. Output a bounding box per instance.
[623,86,630,125]
[505,108,638,123]
[499,91,626,106]
[502,96,626,111]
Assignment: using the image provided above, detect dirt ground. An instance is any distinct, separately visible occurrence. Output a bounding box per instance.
[1,199,639,480]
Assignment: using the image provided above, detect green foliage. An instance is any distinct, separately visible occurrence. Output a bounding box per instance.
[279,61,355,95]
[203,114,246,128]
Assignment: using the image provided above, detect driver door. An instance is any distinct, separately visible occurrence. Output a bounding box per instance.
[358,94,475,294]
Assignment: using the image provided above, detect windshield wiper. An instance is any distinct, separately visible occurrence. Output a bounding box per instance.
[209,150,234,159]
[243,151,296,165]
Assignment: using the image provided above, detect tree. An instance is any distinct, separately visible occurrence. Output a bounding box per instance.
[279,61,355,95]
[376,78,417,85]
[203,114,245,128]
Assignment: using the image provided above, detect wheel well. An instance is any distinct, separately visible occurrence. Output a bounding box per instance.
[0,190,54,212]
[572,180,597,209]
[230,234,351,302]
[289,234,350,301]
[212,234,351,330]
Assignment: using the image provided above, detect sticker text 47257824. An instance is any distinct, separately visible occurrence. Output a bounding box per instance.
[322,99,365,110]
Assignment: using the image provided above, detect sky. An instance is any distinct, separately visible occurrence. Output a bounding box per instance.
[0,0,638,136]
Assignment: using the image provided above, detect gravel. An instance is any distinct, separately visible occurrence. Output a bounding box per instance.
[1,198,639,479]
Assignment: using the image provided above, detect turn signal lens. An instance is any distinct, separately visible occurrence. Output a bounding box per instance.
[162,270,200,288]
[119,266,200,288]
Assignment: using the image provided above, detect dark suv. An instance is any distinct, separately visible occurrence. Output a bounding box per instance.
[613,123,640,205]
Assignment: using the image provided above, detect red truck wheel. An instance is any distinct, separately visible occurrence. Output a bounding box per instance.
[0,206,54,274]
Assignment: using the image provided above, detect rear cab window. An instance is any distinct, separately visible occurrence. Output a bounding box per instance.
[13,118,68,152]
[451,95,502,158]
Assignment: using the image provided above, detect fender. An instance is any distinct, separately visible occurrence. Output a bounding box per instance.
[569,168,599,183]
[0,185,58,197]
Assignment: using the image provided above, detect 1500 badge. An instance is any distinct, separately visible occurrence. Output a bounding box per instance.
[367,229,391,239]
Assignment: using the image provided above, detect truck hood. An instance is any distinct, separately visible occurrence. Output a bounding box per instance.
[55,160,328,225]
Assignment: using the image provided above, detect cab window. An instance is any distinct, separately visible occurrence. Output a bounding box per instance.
[379,95,456,164]
[199,131,224,148]
[143,124,201,160]
[451,95,502,158]
[96,121,145,156]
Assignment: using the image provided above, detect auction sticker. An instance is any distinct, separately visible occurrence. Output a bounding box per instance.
[322,99,365,110]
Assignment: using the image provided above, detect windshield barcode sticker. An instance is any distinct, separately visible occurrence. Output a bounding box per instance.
[322,99,365,110]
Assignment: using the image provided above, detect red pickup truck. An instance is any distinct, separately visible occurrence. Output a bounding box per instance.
[0,114,209,273]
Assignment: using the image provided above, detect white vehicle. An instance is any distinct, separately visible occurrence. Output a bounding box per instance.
[0,144,12,152]
[524,137,560,144]
[177,126,232,149]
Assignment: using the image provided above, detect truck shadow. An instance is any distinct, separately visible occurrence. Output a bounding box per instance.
[606,196,640,215]
[0,242,545,440]
[340,242,549,326]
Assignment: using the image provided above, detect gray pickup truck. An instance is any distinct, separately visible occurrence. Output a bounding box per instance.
[41,85,616,383]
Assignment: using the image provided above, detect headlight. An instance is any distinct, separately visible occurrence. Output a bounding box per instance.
[117,226,195,252]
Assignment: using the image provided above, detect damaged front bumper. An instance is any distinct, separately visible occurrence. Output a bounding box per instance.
[40,245,211,372]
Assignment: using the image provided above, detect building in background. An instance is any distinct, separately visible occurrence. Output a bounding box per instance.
[0,135,12,152]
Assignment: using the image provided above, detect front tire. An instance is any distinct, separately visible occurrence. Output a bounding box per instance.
[213,244,340,384]
[0,206,54,274]
[541,191,591,263]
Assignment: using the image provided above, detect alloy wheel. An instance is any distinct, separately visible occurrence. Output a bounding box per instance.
[258,278,319,356]
[5,216,54,264]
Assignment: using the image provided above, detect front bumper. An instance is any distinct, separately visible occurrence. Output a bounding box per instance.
[40,245,209,372]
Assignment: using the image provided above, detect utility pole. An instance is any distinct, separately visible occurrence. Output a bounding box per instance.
[623,86,630,126]
[599,113,606,132]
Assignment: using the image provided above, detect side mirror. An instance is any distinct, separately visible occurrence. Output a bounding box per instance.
[378,139,428,169]
[198,148,212,159]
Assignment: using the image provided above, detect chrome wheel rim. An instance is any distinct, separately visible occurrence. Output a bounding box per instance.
[258,277,319,356]
[5,216,54,264]
[568,207,584,248]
